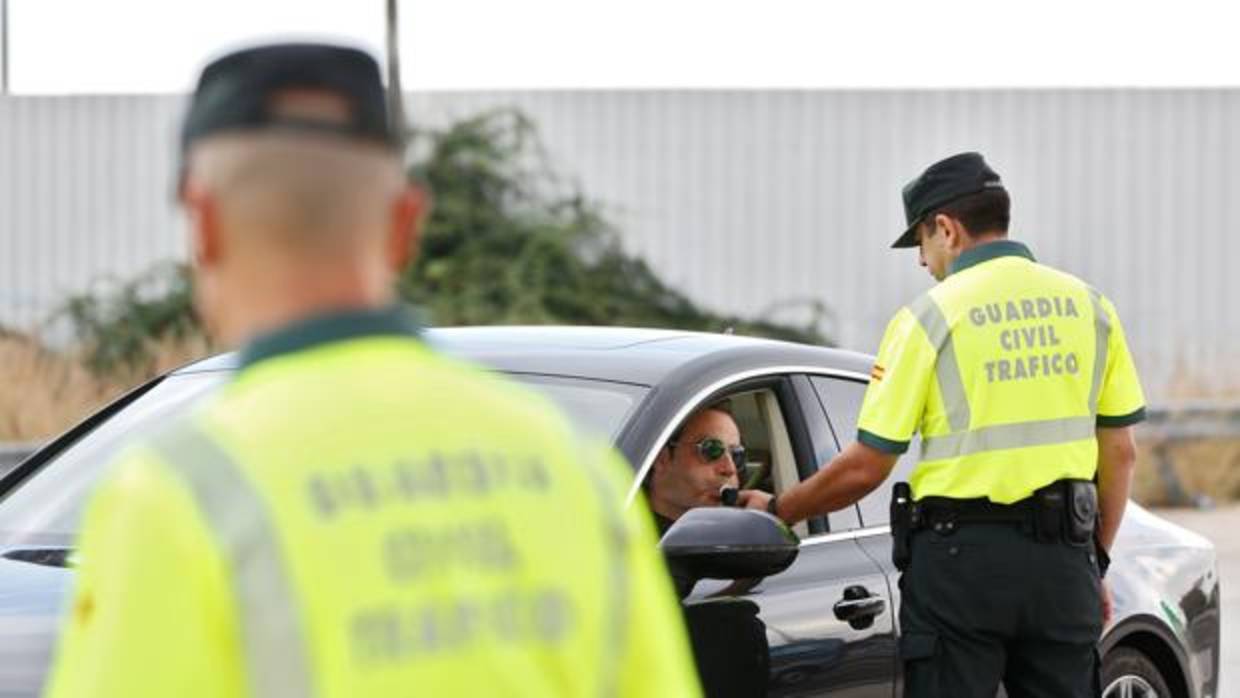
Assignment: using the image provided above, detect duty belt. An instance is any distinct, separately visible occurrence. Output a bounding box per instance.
[889,479,1104,572]
[914,495,1034,532]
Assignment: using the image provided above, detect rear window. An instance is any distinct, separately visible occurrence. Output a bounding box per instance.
[509,373,647,440]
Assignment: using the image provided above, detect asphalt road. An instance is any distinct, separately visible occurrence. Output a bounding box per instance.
[1156,505,1240,697]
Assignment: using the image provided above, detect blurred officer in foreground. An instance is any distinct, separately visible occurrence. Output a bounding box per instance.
[44,43,699,698]
[741,153,1144,697]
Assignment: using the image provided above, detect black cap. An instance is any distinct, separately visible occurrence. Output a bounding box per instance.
[892,152,1005,248]
[180,42,398,155]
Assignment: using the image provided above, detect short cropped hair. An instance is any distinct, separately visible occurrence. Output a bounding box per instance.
[927,188,1010,237]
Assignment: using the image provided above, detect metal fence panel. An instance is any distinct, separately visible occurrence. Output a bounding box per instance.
[2,90,1238,400]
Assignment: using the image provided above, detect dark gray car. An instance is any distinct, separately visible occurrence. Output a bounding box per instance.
[0,327,1220,697]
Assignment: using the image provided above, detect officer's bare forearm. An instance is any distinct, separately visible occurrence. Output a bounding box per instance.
[1096,426,1137,552]
[776,442,898,524]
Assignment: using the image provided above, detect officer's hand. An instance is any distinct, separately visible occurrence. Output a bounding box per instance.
[1100,579,1114,626]
[736,489,773,512]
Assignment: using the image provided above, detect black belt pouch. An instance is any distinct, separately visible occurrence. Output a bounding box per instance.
[1066,480,1099,545]
[1033,482,1066,543]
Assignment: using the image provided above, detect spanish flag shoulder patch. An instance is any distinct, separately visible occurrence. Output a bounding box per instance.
[870,364,886,382]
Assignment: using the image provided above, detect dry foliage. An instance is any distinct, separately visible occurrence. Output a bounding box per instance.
[1132,362,1240,505]
[0,333,211,442]
[1133,437,1240,506]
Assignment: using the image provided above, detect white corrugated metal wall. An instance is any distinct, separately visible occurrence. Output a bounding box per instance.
[1,90,1237,399]
[0,95,186,329]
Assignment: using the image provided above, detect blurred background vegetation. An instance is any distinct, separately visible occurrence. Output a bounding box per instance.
[2,109,830,440]
[61,108,830,377]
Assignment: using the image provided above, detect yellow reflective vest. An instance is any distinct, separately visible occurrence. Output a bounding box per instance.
[857,241,1146,503]
[44,307,700,698]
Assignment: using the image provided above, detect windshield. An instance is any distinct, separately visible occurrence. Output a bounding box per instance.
[0,370,645,546]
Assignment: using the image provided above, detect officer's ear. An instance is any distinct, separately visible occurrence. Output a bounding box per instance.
[934,214,967,251]
[180,181,223,270]
[386,180,431,272]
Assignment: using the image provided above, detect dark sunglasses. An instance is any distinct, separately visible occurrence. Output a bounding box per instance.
[671,437,746,470]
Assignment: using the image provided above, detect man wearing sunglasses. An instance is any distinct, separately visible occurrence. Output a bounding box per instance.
[648,403,746,536]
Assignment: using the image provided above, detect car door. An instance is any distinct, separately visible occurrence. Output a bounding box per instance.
[679,374,898,697]
[808,374,918,698]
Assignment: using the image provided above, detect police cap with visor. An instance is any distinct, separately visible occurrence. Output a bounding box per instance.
[180,43,399,158]
[893,152,1005,248]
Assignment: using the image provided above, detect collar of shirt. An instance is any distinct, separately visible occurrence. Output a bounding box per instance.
[949,239,1036,276]
[237,304,423,371]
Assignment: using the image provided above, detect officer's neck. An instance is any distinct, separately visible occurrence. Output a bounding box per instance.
[959,231,1007,251]
[948,231,1007,264]
[215,263,396,350]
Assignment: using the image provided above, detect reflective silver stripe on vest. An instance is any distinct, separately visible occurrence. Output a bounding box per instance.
[909,293,971,433]
[1087,287,1112,415]
[920,415,1096,461]
[577,441,628,698]
[153,425,317,698]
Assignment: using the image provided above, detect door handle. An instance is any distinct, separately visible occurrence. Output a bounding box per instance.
[833,585,886,630]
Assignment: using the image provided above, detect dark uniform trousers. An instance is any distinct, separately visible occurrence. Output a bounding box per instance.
[899,523,1103,698]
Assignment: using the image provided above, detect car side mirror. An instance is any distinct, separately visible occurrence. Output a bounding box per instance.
[659,507,800,599]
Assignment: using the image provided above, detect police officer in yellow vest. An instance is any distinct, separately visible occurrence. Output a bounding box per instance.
[44,43,700,698]
[740,152,1143,697]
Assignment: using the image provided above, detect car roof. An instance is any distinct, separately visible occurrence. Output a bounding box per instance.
[174,325,876,386]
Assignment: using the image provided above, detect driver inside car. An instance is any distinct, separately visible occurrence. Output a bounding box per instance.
[649,402,771,698]
[648,402,746,536]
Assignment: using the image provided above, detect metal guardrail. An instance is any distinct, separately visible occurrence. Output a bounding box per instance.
[1141,402,1240,439]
